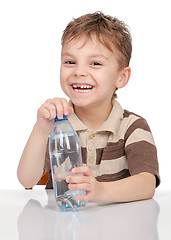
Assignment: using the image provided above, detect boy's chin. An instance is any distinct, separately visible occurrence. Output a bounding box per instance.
[72,100,88,108]
[70,98,91,108]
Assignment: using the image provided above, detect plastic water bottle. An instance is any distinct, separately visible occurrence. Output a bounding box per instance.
[49,114,86,211]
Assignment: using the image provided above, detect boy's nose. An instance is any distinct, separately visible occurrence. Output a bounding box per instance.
[74,65,88,77]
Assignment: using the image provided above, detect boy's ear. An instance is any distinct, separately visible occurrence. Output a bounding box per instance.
[116,67,131,89]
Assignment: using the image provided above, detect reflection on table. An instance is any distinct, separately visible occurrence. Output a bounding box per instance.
[17,190,159,240]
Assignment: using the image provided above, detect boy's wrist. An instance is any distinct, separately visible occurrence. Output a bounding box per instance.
[34,122,51,137]
[98,181,116,203]
[98,182,108,203]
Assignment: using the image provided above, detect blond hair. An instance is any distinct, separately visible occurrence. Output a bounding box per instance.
[61,11,132,69]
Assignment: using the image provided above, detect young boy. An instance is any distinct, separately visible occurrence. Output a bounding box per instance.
[17,12,160,203]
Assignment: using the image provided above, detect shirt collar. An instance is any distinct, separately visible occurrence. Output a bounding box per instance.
[68,99,124,134]
[96,99,124,134]
[68,111,88,131]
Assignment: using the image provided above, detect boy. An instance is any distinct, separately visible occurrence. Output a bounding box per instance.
[17,12,160,203]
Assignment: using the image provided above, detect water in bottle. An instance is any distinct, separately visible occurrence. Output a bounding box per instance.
[49,114,86,211]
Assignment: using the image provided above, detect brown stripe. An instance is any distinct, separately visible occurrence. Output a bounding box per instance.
[123,109,141,118]
[125,141,160,187]
[124,118,151,141]
[101,139,125,161]
[81,147,87,164]
[96,148,104,165]
[96,169,130,182]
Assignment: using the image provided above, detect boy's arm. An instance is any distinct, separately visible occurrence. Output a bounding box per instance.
[100,172,156,203]
[66,166,156,203]
[17,98,73,188]
[17,124,49,188]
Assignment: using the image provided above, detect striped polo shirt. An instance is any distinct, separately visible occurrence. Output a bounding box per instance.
[44,99,160,189]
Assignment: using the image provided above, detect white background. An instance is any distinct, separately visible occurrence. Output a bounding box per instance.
[0,0,170,190]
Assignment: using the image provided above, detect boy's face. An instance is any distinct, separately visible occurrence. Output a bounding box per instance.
[60,35,127,110]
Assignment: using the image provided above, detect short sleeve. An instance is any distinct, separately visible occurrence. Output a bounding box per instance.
[124,118,160,187]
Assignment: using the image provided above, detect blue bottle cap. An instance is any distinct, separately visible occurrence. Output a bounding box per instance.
[54,114,68,122]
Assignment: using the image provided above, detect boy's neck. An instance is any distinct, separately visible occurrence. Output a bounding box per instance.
[74,101,113,131]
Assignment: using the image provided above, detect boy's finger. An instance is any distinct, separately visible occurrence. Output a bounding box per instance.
[60,98,71,115]
[38,105,50,119]
[71,166,92,176]
[51,98,68,119]
[76,194,89,202]
[54,101,64,119]
[43,107,51,119]
[43,102,56,120]
[66,175,89,184]
[68,182,90,191]
[42,98,72,119]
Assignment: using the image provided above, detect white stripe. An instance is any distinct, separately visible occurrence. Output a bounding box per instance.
[125,128,155,148]
[120,114,140,132]
[89,156,128,177]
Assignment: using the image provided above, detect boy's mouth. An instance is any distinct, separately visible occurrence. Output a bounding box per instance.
[72,83,93,92]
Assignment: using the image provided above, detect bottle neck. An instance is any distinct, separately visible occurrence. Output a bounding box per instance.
[54,114,68,122]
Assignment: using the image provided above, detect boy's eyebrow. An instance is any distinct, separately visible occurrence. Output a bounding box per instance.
[61,52,108,60]
[88,54,108,60]
[61,52,75,58]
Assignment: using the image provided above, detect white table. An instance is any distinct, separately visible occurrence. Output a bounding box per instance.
[0,189,170,239]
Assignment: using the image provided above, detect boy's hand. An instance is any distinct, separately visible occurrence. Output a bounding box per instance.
[36,98,73,132]
[66,166,104,203]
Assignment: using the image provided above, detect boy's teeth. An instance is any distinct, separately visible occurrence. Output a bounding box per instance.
[74,89,90,92]
[72,84,93,89]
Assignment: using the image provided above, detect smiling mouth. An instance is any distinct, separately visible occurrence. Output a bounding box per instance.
[72,84,94,92]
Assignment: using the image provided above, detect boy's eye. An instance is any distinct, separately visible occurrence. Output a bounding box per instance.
[65,60,75,64]
[91,62,102,66]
